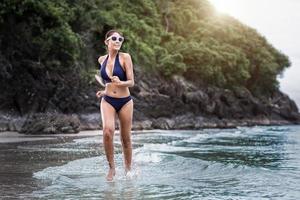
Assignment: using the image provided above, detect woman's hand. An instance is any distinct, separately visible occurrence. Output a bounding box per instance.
[96,90,106,98]
[110,76,122,85]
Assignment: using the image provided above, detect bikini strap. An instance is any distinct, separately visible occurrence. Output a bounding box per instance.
[103,54,109,66]
[116,52,125,72]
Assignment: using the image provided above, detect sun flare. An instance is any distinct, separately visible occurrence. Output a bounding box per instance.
[209,0,240,15]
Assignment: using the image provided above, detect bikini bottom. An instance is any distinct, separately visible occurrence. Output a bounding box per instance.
[103,95,132,113]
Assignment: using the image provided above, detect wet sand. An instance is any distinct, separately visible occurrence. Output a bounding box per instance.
[0,129,169,144]
[0,130,101,143]
[0,130,105,199]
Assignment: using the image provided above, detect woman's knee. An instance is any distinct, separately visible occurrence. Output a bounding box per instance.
[103,126,114,139]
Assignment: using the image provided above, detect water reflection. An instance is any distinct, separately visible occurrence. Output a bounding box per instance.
[102,180,137,200]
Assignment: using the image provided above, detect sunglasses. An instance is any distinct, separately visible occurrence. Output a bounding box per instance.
[106,35,124,42]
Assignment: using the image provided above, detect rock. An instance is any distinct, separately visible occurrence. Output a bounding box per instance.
[136,92,172,118]
[0,113,26,132]
[78,113,101,130]
[152,118,175,129]
[232,87,253,99]
[186,90,209,103]
[20,113,80,134]
[132,120,153,130]
[171,75,197,92]
[174,113,197,129]
[1,65,300,132]
[0,122,8,132]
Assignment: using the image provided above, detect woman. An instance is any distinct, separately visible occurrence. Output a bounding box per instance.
[96,30,134,181]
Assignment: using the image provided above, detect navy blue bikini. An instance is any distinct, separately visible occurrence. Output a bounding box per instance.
[99,53,132,113]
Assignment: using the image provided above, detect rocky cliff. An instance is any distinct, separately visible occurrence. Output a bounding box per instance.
[1,65,299,133]
[1,0,299,134]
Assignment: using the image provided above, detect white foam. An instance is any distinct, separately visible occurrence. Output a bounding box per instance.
[181,133,211,143]
[134,152,163,163]
[141,143,199,153]
[73,136,101,144]
[33,156,105,181]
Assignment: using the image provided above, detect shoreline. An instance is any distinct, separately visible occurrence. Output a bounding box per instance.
[0,129,176,144]
[1,124,299,144]
[1,112,300,134]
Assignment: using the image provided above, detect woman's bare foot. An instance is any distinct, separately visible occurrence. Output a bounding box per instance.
[125,167,132,176]
[106,168,116,181]
[125,167,136,179]
[125,167,131,174]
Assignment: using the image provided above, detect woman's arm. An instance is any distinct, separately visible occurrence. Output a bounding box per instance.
[98,55,105,64]
[96,90,106,98]
[96,56,106,87]
[95,74,105,87]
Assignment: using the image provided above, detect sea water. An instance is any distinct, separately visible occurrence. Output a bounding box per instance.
[1,125,300,199]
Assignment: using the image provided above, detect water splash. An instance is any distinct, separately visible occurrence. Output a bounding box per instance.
[27,125,300,199]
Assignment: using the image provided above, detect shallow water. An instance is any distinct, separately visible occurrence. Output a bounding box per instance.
[1,126,300,199]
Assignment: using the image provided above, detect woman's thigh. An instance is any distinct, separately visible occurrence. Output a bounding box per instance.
[100,98,116,130]
[118,99,133,137]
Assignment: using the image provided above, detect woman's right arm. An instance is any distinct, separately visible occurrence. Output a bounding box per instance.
[96,90,106,98]
[98,56,104,64]
[96,56,106,98]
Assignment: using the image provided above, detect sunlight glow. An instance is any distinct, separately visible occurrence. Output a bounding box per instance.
[208,0,300,107]
[209,0,241,15]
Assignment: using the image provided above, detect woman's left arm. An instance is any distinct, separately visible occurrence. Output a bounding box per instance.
[113,53,134,87]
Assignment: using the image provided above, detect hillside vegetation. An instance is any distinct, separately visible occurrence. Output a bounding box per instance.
[0,0,290,113]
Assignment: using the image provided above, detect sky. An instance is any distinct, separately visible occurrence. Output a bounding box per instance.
[209,0,300,108]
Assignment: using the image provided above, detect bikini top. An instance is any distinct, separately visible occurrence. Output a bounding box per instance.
[99,53,127,84]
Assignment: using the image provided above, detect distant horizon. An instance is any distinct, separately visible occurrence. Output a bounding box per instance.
[210,0,300,109]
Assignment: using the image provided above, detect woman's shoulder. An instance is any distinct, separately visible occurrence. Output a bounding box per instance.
[119,52,132,60]
[98,54,108,64]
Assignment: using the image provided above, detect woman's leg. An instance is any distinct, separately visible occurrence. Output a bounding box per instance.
[117,99,133,174]
[100,98,117,181]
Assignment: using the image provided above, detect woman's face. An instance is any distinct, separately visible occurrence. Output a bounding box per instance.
[105,32,124,51]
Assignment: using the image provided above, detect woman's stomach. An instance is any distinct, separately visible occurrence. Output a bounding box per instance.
[104,83,130,97]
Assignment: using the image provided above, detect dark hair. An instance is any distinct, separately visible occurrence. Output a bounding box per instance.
[105,29,123,40]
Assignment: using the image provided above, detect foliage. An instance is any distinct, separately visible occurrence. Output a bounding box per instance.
[0,0,290,97]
